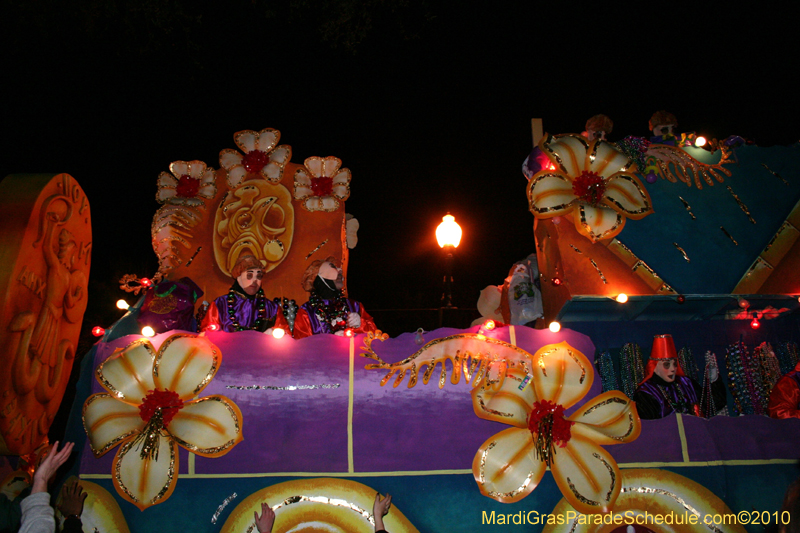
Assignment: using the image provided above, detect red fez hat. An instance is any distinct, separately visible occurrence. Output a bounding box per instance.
[640,334,685,386]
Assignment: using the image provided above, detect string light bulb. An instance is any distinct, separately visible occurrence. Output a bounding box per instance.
[750,317,760,329]
[616,293,628,303]
[549,321,561,333]
[116,299,130,310]
[141,326,155,337]
[345,329,354,337]
[695,136,707,147]
[91,326,105,337]
[483,319,496,330]
[272,327,285,339]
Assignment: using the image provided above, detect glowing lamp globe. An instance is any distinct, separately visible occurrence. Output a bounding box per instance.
[141,326,155,337]
[549,321,561,333]
[436,214,462,248]
[483,319,496,330]
[116,299,130,310]
[616,293,628,303]
[91,326,105,337]
[750,317,760,329]
[272,328,285,339]
[695,136,707,147]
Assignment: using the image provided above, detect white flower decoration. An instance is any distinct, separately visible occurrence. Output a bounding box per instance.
[219,129,292,188]
[156,161,217,206]
[293,156,351,212]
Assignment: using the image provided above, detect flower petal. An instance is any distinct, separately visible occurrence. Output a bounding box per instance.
[219,149,243,170]
[255,129,280,152]
[185,160,208,179]
[197,184,217,199]
[569,391,641,445]
[530,341,593,409]
[321,156,342,177]
[156,188,177,203]
[157,172,178,188]
[152,334,221,401]
[472,427,546,504]
[226,166,247,189]
[169,161,189,178]
[269,145,291,166]
[169,396,243,457]
[574,204,625,243]
[585,140,635,179]
[471,368,535,428]
[527,173,578,217]
[200,168,216,185]
[550,434,622,514]
[95,339,157,404]
[233,130,258,153]
[332,169,351,200]
[603,173,653,219]
[83,393,144,457]
[113,431,178,510]
[304,157,324,178]
[540,134,589,177]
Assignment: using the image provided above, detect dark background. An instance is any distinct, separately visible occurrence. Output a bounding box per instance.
[2,1,799,339]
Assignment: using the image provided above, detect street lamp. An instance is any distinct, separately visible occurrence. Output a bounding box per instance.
[436,213,462,308]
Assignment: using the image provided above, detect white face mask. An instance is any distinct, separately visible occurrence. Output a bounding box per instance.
[237,269,263,295]
[654,359,678,382]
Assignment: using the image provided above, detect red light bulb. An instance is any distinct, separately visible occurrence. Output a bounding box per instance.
[91,326,105,337]
[483,319,496,330]
[750,317,760,329]
[552,277,562,286]
[676,295,686,304]
[140,278,153,288]
[345,329,354,337]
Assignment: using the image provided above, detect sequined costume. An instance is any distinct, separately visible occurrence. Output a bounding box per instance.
[293,299,376,339]
[201,282,287,333]
[634,375,703,419]
[768,361,800,419]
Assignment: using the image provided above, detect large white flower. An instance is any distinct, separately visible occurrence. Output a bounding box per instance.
[527,134,653,242]
[219,129,292,188]
[472,341,640,514]
[156,160,217,206]
[83,334,243,510]
[293,156,351,212]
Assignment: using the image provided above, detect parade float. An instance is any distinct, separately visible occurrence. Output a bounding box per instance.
[2,120,800,533]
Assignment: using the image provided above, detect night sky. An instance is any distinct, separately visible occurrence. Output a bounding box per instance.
[3,1,799,335]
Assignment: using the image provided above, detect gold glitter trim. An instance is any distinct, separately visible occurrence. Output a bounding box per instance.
[305,239,329,260]
[478,441,538,500]
[477,397,515,418]
[592,452,616,502]
[581,396,627,416]
[679,196,696,220]
[726,185,756,224]
[761,163,789,185]
[612,412,635,441]
[566,477,599,506]
[569,244,582,254]
[589,258,608,284]
[645,145,733,190]
[720,226,738,245]
[363,333,532,389]
[536,347,586,384]
[245,494,373,533]
[622,485,722,533]
[673,242,690,262]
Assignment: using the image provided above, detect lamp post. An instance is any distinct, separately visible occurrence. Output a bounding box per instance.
[436,213,462,309]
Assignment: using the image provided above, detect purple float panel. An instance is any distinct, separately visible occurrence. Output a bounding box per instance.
[682,413,800,462]
[609,416,685,464]
[198,331,351,474]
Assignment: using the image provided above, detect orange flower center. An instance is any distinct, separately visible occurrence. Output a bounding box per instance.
[528,400,574,465]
